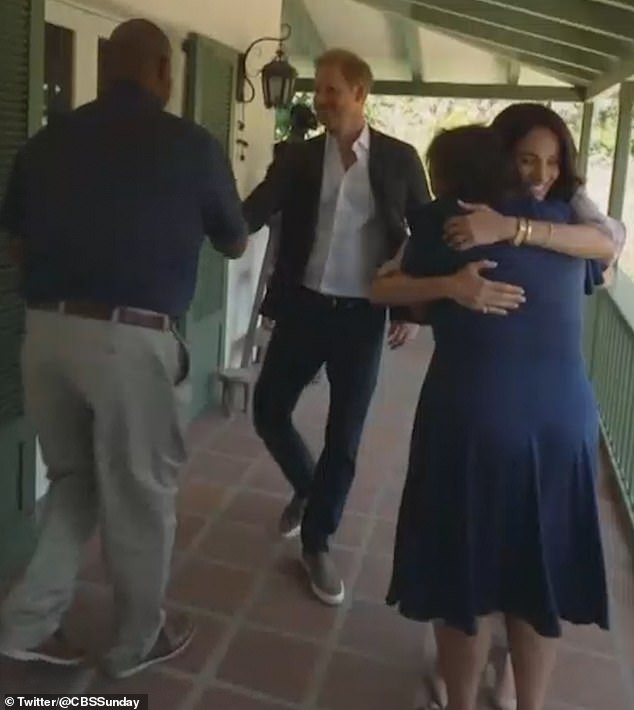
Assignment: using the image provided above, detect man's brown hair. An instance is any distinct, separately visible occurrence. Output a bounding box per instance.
[315,48,373,91]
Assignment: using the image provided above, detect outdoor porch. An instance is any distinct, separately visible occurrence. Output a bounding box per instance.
[1,330,633,709]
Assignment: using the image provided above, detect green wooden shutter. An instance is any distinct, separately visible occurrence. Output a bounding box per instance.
[185,34,237,325]
[182,35,238,417]
[0,0,44,576]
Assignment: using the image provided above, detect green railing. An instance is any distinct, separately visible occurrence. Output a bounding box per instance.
[585,274,634,533]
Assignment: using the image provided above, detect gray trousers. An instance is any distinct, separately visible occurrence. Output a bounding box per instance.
[0,310,191,671]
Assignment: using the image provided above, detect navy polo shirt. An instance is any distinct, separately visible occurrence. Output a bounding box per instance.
[0,82,246,317]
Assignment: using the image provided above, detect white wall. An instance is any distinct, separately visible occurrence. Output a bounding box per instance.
[36,0,283,497]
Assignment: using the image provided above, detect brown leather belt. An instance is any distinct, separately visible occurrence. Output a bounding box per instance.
[29,300,172,331]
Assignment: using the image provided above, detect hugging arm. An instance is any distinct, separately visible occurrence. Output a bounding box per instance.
[445,202,616,262]
[371,206,526,317]
[570,186,626,290]
[570,186,626,267]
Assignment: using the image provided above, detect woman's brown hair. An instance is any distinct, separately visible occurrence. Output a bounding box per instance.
[491,103,583,202]
[426,124,508,205]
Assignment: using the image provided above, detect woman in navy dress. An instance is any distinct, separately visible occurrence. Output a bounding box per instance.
[444,104,623,710]
[371,119,614,710]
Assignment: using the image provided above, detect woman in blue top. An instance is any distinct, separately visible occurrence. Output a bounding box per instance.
[371,117,613,710]
[438,104,624,710]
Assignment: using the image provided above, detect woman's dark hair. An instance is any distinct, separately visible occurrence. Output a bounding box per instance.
[491,103,582,201]
[426,124,508,205]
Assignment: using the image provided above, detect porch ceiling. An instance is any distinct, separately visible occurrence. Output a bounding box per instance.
[283,0,634,100]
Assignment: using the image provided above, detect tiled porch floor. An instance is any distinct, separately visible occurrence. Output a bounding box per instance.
[1,330,634,709]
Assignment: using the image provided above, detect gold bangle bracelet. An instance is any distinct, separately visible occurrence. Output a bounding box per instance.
[513,217,528,246]
[524,220,533,244]
[513,218,523,246]
[512,217,522,245]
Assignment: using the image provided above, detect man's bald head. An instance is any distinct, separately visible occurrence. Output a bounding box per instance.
[102,19,172,106]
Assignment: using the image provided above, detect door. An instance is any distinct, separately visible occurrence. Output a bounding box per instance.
[0,0,44,576]
[44,22,74,126]
[182,34,238,418]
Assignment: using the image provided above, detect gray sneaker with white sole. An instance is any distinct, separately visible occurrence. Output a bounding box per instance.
[302,551,345,606]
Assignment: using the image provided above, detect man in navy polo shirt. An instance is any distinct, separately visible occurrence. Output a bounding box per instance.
[0,18,246,678]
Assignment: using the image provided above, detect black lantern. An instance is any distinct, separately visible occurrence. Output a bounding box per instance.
[261,48,298,109]
[237,23,298,109]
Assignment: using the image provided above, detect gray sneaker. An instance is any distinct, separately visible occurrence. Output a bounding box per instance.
[105,613,195,679]
[279,495,307,538]
[302,551,345,606]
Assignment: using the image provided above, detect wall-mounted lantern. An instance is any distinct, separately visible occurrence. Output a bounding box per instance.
[236,23,297,109]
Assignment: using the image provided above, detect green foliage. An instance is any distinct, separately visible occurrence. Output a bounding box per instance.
[363,95,590,162]
[590,97,620,160]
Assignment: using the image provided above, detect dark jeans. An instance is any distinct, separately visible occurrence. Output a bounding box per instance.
[253,288,386,554]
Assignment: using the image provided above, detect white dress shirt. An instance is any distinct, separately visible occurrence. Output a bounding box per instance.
[303,124,386,298]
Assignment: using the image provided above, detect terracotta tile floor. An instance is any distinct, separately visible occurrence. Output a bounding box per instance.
[1,330,633,709]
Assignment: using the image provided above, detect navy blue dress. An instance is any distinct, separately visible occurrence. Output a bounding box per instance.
[386,197,609,637]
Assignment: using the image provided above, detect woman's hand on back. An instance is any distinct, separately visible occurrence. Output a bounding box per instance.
[444,202,515,251]
[447,260,526,315]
